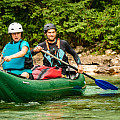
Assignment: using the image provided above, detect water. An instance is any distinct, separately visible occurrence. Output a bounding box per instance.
[0,74,120,120]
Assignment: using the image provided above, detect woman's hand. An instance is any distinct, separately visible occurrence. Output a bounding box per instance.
[4,56,12,62]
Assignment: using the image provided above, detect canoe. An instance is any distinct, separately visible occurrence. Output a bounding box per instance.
[0,70,86,103]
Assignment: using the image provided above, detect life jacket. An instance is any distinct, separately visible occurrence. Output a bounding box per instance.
[32,65,62,80]
[2,40,25,70]
[2,40,33,70]
[44,39,68,67]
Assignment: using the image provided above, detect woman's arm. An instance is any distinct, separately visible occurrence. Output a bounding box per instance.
[4,46,28,62]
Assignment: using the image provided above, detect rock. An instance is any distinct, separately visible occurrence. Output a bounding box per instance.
[108,68,115,73]
[74,46,84,53]
[94,66,109,74]
[111,51,117,55]
[105,49,117,56]
[109,66,120,73]
[82,65,98,75]
[105,49,112,56]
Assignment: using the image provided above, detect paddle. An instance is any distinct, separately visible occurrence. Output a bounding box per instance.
[41,49,118,90]
[0,59,5,66]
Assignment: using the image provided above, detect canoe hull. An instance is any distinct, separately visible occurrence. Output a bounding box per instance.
[0,71,86,103]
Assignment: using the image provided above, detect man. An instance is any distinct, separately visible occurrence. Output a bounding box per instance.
[31,23,83,76]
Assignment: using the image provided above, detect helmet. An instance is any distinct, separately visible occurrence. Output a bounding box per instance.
[8,22,23,33]
[44,23,57,33]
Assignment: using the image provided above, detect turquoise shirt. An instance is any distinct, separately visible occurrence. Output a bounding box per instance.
[2,39,32,75]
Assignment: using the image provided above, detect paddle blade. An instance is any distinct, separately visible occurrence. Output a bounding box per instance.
[95,79,118,90]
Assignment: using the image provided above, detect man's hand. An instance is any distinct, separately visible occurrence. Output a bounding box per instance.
[33,46,43,52]
[77,64,84,74]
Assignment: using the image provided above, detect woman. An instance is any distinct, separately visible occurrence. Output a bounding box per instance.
[0,22,33,79]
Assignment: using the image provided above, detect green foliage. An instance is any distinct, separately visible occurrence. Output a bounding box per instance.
[0,0,44,48]
[0,0,120,54]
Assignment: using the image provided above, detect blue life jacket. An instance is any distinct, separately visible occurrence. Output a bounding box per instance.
[44,49,65,67]
[44,39,68,67]
[2,40,25,70]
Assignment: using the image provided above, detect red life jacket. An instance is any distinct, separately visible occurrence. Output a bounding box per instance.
[32,65,62,80]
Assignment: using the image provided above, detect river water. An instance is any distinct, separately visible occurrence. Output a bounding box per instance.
[0,74,120,120]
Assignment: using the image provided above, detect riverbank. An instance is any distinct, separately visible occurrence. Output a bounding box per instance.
[1,48,120,75]
[32,53,120,75]
[32,48,120,75]
[75,48,120,75]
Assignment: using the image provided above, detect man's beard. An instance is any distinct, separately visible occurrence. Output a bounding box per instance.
[48,39,55,41]
[47,37,55,41]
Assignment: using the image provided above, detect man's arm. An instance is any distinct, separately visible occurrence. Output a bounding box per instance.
[65,41,81,64]
[65,41,83,73]
[31,42,44,56]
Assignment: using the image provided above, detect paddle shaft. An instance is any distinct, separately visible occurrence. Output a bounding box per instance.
[0,59,5,66]
[41,49,95,80]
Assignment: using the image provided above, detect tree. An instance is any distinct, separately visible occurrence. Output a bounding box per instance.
[0,0,44,48]
[0,0,120,54]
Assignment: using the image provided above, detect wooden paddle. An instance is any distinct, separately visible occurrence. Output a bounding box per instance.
[41,49,118,90]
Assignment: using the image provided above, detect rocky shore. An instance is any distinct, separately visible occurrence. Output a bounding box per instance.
[80,54,120,75]
[1,48,120,75]
[76,47,120,75]
[31,48,120,75]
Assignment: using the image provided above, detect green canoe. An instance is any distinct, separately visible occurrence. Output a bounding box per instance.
[0,70,86,103]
